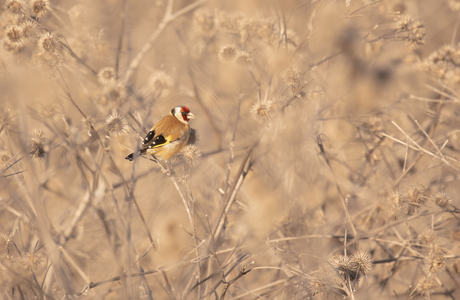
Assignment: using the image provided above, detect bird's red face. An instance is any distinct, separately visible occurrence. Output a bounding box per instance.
[173,106,195,123]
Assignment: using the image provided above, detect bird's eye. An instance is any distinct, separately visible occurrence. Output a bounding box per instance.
[181,112,187,116]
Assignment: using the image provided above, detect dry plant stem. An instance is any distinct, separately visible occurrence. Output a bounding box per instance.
[226,279,286,300]
[316,136,357,236]
[452,9,460,45]
[61,44,97,75]
[212,139,258,241]
[115,0,127,78]
[220,266,251,300]
[56,73,156,296]
[55,71,155,245]
[223,97,242,199]
[123,0,209,84]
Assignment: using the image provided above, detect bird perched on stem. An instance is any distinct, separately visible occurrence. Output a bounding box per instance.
[125,106,195,162]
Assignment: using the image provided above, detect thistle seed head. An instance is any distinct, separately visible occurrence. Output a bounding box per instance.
[105,113,127,137]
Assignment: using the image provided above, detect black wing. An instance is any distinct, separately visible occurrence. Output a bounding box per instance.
[141,130,167,150]
[142,130,156,146]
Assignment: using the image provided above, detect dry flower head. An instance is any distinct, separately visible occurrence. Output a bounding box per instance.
[250,101,272,122]
[105,113,127,137]
[30,0,50,18]
[29,130,47,159]
[97,67,116,85]
[397,15,426,49]
[179,144,202,168]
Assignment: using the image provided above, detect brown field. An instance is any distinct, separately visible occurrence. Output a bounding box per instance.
[1,0,460,299]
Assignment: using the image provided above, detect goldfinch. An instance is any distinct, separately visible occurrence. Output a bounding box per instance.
[125,106,195,161]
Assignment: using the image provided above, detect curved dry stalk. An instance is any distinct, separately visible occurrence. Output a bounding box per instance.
[123,0,209,84]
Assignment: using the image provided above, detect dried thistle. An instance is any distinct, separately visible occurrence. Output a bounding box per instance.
[307,276,330,296]
[349,251,373,279]
[419,44,460,86]
[329,255,356,282]
[30,0,49,18]
[250,101,272,122]
[179,144,201,168]
[383,190,406,221]
[405,184,428,214]
[36,102,60,120]
[4,0,24,17]
[4,25,24,50]
[419,229,436,245]
[20,20,36,38]
[397,15,426,49]
[188,128,199,145]
[32,51,60,71]
[282,68,303,96]
[97,67,116,85]
[20,252,44,273]
[235,51,252,68]
[37,32,61,55]
[218,44,238,64]
[415,276,436,296]
[434,192,451,210]
[105,113,126,137]
[28,130,47,159]
[149,70,174,90]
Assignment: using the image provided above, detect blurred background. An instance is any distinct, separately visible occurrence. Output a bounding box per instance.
[1,0,460,298]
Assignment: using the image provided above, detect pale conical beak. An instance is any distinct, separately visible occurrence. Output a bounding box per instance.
[187,112,196,119]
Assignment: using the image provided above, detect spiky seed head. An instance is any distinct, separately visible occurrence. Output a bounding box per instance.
[349,251,373,278]
[32,51,60,71]
[180,144,201,168]
[29,130,47,159]
[329,255,357,281]
[384,191,405,221]
[37,102,60,120]
[149,70,174,90]
[20,252,44,272]
[282,68,303,96]
[218,45,238,63]
[250,101,272,122]
[5,0,24,16]
[405,184,428,214]
[4,25,24,50]
[308,277,329,296]
[97,67,116,85]
[188,128,199,145]
[434,192,451,209]
[415,276,436,296]
[30,0,49,18]
[419,229,436,245]
[38,32,61,54]
[235,51,252,68]
[105,113,126,137]
[20,20,36,38]
[397,15,426,49]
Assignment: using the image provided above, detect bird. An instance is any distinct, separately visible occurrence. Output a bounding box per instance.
[125,106,195,162]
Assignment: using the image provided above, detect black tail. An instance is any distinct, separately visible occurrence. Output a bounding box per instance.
[125,153,134,161]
